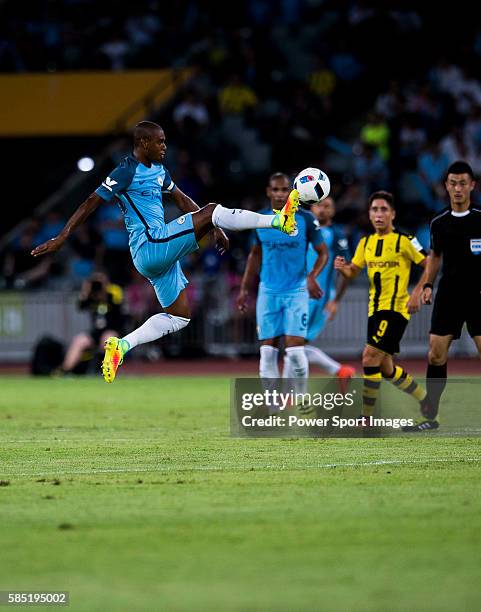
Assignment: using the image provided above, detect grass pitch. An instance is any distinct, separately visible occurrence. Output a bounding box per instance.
[1,375,481,611]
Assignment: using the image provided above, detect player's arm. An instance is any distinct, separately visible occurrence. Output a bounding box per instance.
[307,242,328,299]
[31,193,103,257]
[237,244,262,313]
[326,230,351,319]
[170,186,229,254]
[169,185,201,213]
[333,257,361,280]
[334,235,364,280]
[407,257,428,314]
[325,276,350,321]
[420,251,442,305]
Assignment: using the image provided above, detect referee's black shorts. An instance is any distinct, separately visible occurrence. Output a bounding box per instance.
[367,310,409,355]
[430,283,481,339]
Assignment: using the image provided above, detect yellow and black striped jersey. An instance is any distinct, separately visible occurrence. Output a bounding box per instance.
[351,230,426,319]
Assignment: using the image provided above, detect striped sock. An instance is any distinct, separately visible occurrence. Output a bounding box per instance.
[362,366,382,416]
[385,365,426,402]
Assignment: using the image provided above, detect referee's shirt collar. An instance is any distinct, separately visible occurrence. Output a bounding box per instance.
[451,208,471,217]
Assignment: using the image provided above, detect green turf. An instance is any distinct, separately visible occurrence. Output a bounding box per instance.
[1,376,481,611]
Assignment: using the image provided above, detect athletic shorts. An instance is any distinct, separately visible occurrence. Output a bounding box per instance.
[256,288,309,341]
[306,298,329,342]
[133,213,198,307]
[431,282,481,339]
[367,310,409,355]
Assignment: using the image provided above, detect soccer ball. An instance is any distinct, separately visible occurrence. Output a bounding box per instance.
[293,167,330,204]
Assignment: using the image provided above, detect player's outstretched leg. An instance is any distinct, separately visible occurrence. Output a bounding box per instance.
[211,189,299,236]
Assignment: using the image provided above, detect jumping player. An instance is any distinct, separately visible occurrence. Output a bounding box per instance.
[31,121,300,382]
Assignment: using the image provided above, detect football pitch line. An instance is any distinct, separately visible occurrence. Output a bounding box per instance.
[5,456,481,478]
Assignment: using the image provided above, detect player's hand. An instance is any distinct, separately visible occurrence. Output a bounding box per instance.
[421,287,432,305]
[213,228,229,255]
[334,256,347,270]
[325,300,338,321]
[407,292,421,314]
[236,289,249,313]
[307,275,323,299]
[31,236,65,257]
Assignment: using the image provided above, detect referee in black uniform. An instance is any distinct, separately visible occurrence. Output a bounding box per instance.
[406,161,481,431]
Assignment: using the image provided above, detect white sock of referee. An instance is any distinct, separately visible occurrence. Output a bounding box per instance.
[122,313,190,351]
[212,205,275,231]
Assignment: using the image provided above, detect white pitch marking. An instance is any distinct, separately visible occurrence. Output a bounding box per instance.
[5,457,481,478]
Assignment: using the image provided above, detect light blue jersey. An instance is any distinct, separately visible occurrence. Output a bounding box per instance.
[95,155,198,307]
[306,223,350,341]
[255,207,323,340]
[95,155,177,257]
[255,208,324,293]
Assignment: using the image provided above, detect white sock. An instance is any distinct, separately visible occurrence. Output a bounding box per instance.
[212,205,275,231]
[305,345,340,375]
[282,355,293,379]
[285,346,309,395]
[259,345,280,378]
[122,314,190,350]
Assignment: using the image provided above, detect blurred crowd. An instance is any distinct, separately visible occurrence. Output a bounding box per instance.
[2,1,481,315]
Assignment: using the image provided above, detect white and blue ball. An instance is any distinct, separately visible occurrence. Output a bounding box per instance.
[293,167,330,204]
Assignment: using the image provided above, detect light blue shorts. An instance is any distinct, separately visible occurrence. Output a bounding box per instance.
[133,214,198,307]
[256,288,309,340]
[306,298,328,342]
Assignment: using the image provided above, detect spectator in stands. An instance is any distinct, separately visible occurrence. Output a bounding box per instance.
[308,57,336,114]
[173,89,209,138]
[416,142,449,212]
[353,143,390,197]
[68,222,102,286]
[218,73,258,117]
[95,203,130,286]
[360,112,390,161]
[2,219,58,289]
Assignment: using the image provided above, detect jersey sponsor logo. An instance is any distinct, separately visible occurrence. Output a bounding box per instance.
[102,176,118,192]
[263,241,300,250]
[368,261,400,268]
[177,216,186,225]
[470,238,481,255]
[290,227,299,237]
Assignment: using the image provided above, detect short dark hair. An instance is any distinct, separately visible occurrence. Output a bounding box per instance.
[368,190,395,210]
[133,121,162,145]
[268,172,290,185]
[446,160,474,180]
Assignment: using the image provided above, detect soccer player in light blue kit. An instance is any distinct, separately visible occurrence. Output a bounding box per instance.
[237,173,328,390]
[31,122,300,382]
[284,197,355,389]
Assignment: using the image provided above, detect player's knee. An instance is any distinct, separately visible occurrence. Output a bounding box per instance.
[428,347,447,365]
[362,345,382,367]
[168,315,190,333]
[210,203,225,227]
